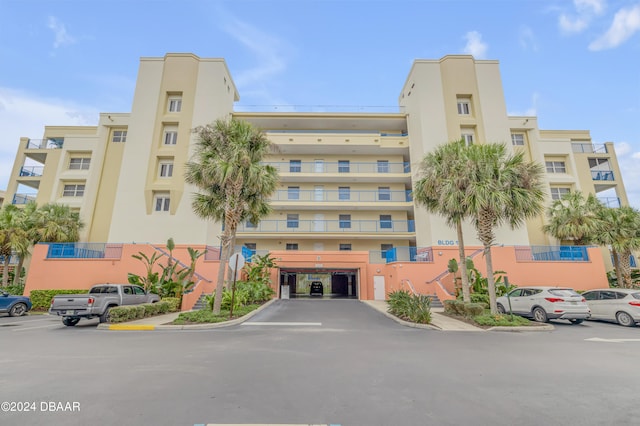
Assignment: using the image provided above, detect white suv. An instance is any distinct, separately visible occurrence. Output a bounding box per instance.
[496,287,590,324]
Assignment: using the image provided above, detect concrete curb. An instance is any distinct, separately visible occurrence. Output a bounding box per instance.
[98,298,277,331]
[360,300,441,330]
[487,324,555,332]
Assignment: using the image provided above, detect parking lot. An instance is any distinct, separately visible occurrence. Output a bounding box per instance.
[1,300,639,426]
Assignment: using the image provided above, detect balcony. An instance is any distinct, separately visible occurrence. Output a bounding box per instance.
[515,246,589,262]
[238,219,416,234]
[591,170,614,181]
[12,193,37,205]
[265,161,410,174]
[45,243,123,259]
[598,197,621,208]
[26,138,64,149]
[273,189,412,203]
[369,246,434,264]
[572,143,607,154]
[19,166,44,177]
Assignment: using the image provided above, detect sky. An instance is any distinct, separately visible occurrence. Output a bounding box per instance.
[0,0,639,207]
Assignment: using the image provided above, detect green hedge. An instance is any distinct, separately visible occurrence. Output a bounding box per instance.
[108,300,179,323]
[444,300,485,318]
[30,289,88,311]
[387,290,432,324]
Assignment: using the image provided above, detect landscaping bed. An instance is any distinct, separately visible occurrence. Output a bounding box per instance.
[172,303,263,324]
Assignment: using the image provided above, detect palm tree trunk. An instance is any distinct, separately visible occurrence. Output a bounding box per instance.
[612,249,623,288]
[13,257,25,286]
[484,244,498,313]
[213,232,232,314]
[225,233,238,288]
[2,257,9,286]
[456,221,470,303]
[620,250,632,289]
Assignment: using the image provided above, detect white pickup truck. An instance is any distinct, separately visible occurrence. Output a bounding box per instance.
[49,284,160,326]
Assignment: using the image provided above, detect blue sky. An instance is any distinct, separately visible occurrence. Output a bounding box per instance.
[1,0,639,207]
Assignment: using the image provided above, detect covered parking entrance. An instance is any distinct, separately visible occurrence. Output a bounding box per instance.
[279,268,358,299]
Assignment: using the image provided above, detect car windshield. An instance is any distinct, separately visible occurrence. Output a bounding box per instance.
[548,289,580,297]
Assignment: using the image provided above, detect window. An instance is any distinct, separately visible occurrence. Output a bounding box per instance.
[588,158,610,169]
[164,131,178,145]
[289,160,301,173]
[381,244,393,257]
[286,243,298,251]
[69,158,90,170]
[154,193,170,212]
[378,187,391,201]
[338,160,350,173]
[461,131,474,146]
[287,186,300,200]
[377,160,389,173]
[339,244,352,251]
[112,130,127,143]
[168,96,182,112]
[457,97,471,115]
[62,184,85,197]
[380,214,392,229]
[511,133,525,146]
[159,162,174,178]
[550,187,570,200]
[545,161,566,173]
[287,214,299,228]
[339,214,351,229]
[244,243,257,250]
[338,186,350,201]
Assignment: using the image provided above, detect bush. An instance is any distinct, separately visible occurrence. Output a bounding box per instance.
[387,290,431,324]
[161,297,181,312]
[173,304,261,324]
[30,289,88,311]
[444,299,466,316]
[108,306,136,323]
[2,284,25,296]
[470,293,490,305]
[464,303,485,317]
[472,313,531,327]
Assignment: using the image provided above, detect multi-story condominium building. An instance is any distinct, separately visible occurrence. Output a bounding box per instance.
[3,53,631,300]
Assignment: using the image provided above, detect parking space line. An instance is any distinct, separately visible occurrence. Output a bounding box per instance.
[11,324,61,332]
[242,322,322,326]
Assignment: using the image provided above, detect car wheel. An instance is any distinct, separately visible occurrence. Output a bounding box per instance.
[62,317,80,327]
[497,303,506,314]
[616,311,635,327]
[569,319,583,325]
[99,307,112,324]
[9,303,28,317]
[532,307,548,323]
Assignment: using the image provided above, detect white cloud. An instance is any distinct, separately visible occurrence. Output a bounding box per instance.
[519,26,539,51]
[47,16,76,49]
[575,0,606,15]
[559,15,589,33]
[222,18,289,92]
[463,31,488,59]
[558,0,607,34]
[589,4,640,50]
[0,88,98,191]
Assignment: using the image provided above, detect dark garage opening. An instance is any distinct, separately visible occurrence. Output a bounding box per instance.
[279,269,358,299]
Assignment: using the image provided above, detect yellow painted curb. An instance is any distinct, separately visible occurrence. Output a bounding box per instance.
[108,324,156,331]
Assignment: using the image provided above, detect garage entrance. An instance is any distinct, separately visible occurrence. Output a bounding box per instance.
[279,269,358,299]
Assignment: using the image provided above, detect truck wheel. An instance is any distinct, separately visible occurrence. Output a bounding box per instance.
[9,303,28,317]
[62,317,80,327]
[99,307,112,324]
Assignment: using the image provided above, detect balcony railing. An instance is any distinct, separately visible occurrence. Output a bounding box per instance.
[238,219,415,233]
[369,247,434,264]
[572,143,607,154]
[515,246,589,262]
[264,161,411,174]
[12,193,37,205]
[598,197,621,208]
[19,166,44,177]
[26,138,64,149]
[45,243,123,259]
[591,170,614,181]
[0,254,19,265]
[272,189,412,202]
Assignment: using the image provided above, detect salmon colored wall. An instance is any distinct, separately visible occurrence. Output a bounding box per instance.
[24,244,609,309]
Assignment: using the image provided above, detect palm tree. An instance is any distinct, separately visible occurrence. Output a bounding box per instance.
[543,191,604,245]
[594,206,640,288]
[32,203,83,243]
[0,205,30,286]
[414,139,472,302]
[464,143,545,313]
[185,118,278,314]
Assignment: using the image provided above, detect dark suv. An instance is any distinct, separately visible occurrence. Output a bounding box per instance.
[310,281,324,296]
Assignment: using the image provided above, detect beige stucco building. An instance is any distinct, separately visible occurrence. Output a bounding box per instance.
[3,53,630,263]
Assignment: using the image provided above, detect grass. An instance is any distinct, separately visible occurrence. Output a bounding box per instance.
[441,310,534,328]
[172,303,262,325]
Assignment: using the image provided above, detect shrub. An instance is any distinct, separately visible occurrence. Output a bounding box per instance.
[30,289,88,311]
[470,293,490,305]
[388,290,431,324]
[173,303,261,324]
[108,306,136,323]
[464,303,485,317]
[3,284,25,296]
[444,299,466,316]
[473,313,531,327]
[156,301,170,314]
[161,297,181,312]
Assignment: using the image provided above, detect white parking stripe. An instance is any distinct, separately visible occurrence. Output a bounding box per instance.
[12,323,61,332]
[242,322,322,326]
[585,337,640,343]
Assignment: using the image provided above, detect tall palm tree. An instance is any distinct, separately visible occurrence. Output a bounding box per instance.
[185,118,278,314]
[594,206,640,288]
[33,203,83,243]
[464,143,545,313]
[414,139,472,302]
[0,205,30,286]
[543,191,604,245]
